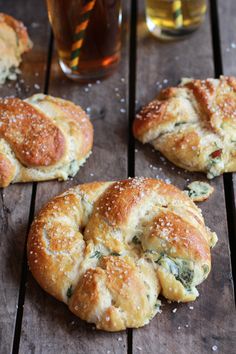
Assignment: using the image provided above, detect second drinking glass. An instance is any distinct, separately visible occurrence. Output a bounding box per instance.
[146,0,207,40]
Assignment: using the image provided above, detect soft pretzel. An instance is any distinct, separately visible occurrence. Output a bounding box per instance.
[28,178,217,331]
[0,13,32,84]
[133,76,236,178]
[0,94,93,187]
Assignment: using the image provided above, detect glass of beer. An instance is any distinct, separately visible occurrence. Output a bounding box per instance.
[46,0,122,81]
[146,0,207,40]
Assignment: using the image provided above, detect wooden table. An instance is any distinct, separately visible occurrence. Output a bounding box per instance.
[0,0,235,353]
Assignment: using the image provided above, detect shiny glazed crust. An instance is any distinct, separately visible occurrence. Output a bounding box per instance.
[0,94,93,187]
[27,178,217,331]
[133,76,236,178]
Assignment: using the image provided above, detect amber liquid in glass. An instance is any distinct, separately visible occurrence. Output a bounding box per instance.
[47,0,121,81]
[146,0,207,39]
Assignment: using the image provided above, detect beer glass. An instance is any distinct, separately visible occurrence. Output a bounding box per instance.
[146,0,207,40]
[46,0,122,81]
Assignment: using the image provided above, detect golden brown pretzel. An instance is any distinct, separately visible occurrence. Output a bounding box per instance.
[133,76,236,178]
[0,13,32,83]
[0,94,93,187]
[28,178,217,331]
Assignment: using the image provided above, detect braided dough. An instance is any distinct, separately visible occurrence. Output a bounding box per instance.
[28,178,217,331]
[0,94,93,187]
[0,13,32,84]
[133,76,236,178]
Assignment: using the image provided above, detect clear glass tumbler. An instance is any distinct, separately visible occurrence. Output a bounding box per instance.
[46,0,122,81]
[146,0,207,40]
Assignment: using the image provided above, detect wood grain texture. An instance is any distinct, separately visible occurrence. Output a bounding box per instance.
[19,1,130,353]
[0,1,50,353]
[217,0,236,206]
[133,2,236,354]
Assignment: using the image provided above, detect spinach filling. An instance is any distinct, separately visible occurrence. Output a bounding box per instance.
[207,144,224,178]
[154,299,162,312]
[176,266,194,288]
[174,121,187,127]
[145,249,157,255]
[187,184,210,198]
[156,255,194,289]
[67,285,73,298]
[90,250,121,259]
[202,264,209,275]
[209,156,222,166]
[68,160,78,176]
[132,235,141,245]
[90,250,102,259]
[207,157,223,178]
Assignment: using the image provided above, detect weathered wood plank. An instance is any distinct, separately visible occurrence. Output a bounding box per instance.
[0,1,50,353]
[19,2,130,353]
[133,2,236,354]
[217,0,236,209]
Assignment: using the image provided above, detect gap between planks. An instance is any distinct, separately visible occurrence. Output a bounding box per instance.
[127,0,138,352]
[210,0,236,297]
[127,0,137,179]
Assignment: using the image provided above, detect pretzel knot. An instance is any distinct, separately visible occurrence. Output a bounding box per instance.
[133,76,236,179]
[28,178,217,331]
[0,94,93,187]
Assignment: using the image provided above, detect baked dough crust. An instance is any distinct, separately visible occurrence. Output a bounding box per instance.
[133,76,236,178]
[28,178,217,331]
[0,94,93,186]
[0,13,32,83]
